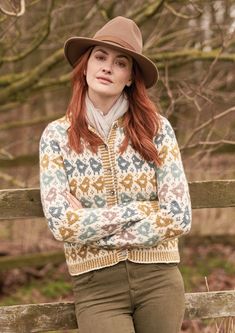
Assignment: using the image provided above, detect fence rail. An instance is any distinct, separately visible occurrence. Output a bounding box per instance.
[0,179,235,332]
[0,180,235,220]
[1,291,235,333]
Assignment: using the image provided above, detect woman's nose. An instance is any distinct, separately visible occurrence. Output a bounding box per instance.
[102,67,111,74]
[101,61,112,74]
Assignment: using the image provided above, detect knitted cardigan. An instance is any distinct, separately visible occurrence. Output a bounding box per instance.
[39,114,192,275]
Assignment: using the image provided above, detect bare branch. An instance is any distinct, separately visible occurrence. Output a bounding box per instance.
[0,72,26,86]
[0,16,18,40]
[1,0,54,62]
[130,0,165,26]
[0,114,64,131]
[0,170,25,187]
[0,0,25,17]
[0,48,64,104]
[0,147,13,159]
[164,1,202,19]
[177,85,203,113]
[183,106,235,148]
[181,140,235,153]
[149,49,235,63]
[95,0,117,20]
[161,63,175,117]
[0,73,70,112]
[0,101,22,113]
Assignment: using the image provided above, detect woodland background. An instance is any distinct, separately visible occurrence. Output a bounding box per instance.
[0,1,235,332]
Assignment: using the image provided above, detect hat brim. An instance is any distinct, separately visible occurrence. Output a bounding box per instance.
[64,37,158,89]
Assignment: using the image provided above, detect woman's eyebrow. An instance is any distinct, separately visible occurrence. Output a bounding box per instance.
[116,54,132,65]
[94,48,131,61]
[94,48,108,54]
[116,54,130,60]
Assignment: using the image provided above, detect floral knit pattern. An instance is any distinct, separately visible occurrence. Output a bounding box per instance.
[39,114,192,275]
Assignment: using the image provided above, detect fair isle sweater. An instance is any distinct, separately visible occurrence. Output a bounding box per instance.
[39,114,192,276]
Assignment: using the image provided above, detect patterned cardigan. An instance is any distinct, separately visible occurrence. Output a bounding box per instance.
[39,114,192,275]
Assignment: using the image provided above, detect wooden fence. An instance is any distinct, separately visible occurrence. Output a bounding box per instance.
[0,180,235,332]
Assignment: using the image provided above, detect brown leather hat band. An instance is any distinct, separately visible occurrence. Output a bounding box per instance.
[94,36,136,52]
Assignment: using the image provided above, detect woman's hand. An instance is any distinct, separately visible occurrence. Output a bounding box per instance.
[64,190,82,209]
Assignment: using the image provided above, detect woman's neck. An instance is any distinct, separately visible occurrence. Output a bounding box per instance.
[87,92,121,115]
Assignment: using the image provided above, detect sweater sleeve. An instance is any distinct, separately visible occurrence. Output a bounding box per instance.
[39,124,148,245]
[97,117,192,248]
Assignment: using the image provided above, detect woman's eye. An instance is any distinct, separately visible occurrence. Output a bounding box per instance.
[116,61,126,68]
[95,54,105,61]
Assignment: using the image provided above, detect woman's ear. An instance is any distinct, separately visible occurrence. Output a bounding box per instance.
[126,78,132,87]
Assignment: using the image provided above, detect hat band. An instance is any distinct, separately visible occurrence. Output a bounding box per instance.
[94,35,139,52]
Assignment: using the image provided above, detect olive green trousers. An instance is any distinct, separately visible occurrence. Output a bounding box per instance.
[72,260,185,333]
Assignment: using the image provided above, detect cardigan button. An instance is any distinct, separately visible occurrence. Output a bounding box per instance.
[109,190,115,196]
[113,124,118,129]
[106,168,112,174]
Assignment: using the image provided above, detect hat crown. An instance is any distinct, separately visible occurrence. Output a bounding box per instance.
[93,16,143,53]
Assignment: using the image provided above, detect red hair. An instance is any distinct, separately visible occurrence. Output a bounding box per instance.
[65,48,162,166]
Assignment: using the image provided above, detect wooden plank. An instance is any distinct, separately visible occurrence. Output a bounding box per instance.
[0,154,38,168]
[0,251,64,271]
[0,302,77,333]
[185,290,235,319]
[189,180,235,209]
[0,180,235,219]
[0,291,235,332]
[0,188,42,219]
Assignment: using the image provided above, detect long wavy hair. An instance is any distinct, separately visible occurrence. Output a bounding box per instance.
[65,47,162,166]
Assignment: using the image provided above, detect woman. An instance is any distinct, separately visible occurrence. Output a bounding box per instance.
[39,16,192,333]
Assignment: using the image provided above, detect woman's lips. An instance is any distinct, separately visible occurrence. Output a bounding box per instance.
[96,76,113,83]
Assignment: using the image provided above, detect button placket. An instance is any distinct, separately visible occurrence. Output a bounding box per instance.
[100,125,119,206]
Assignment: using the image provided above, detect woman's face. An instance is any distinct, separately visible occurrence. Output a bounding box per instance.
[85,45,133,102]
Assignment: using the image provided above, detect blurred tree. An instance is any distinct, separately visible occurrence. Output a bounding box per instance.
[0,0,234,187]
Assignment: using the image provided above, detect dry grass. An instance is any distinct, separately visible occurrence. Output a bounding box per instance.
[182,317,235,332]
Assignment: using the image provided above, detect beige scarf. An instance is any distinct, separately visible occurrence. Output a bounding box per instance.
[85,93,129,139]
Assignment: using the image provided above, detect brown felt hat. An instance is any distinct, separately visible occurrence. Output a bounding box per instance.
[64,16,159,88]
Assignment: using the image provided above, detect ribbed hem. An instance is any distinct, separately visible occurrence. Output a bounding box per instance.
[66,249,180,276]
[128,249,180,263]
[68,253,121,276]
